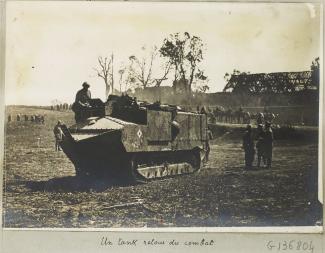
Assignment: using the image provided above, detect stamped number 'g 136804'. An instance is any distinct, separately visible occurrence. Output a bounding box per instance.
[266,240,314,253]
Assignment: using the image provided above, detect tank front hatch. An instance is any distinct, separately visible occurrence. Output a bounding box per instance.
[68,116,135,142]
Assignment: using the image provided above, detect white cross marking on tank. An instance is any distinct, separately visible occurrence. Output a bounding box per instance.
[137,129,142,138]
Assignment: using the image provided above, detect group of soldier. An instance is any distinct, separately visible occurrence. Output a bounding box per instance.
[242,122,274,170]
[8,114,45,124]
[204,106,277,126]
[50,103,72,111]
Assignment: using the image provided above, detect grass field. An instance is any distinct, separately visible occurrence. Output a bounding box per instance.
[2,106,322,228]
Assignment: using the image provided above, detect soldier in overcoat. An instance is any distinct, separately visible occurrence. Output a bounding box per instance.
[242,124,255,170]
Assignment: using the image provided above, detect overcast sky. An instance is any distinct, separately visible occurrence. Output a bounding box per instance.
[5,1,321,105]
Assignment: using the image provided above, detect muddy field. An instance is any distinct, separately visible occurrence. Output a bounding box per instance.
[3,106,322,228]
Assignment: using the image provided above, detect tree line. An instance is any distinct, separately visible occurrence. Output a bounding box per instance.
[94,32,209,98]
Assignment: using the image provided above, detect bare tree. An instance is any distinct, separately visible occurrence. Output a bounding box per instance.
[111,54,114,92]
[94,55,114,99]
[127,46,172,89]
[128,47,155,88]
[154,60,172,87]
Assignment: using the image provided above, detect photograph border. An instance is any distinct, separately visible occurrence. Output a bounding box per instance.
[0,0,324,252]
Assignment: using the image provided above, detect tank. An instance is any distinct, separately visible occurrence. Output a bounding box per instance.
[57,94,209,182]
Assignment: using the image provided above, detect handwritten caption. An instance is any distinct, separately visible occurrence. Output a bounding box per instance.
[100,237,315,251]
[100,237,214,247]
[267,240,314,253]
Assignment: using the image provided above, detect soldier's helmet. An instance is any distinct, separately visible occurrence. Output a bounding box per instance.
[82,82,90,88]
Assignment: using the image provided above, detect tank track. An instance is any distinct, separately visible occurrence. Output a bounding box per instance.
[128,149,202,182]
[72,149,204,183]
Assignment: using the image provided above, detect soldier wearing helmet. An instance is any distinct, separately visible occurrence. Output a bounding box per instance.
[242,124,255,170]
[264,122,274,169]
[53,120,64,151]
[72,82,92,123]
[256,124,266,168]
[204,126,213,163]
[75,82,92,107]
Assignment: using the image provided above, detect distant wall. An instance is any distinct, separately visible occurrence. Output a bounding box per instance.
[133,88,318,108]
[132,88,319,126]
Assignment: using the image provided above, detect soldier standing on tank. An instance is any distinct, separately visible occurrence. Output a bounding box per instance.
[73,82,92,123]
[264,122,274,169]
[53,120,64,151]
[256,124,266,168]
[242,124,255,170]
[75,82,91,106]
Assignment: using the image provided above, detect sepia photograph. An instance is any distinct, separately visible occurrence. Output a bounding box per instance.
[2,1,323,230]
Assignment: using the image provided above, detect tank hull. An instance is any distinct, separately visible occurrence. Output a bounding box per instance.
[59,126,202,181]
[57,100,209,182]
